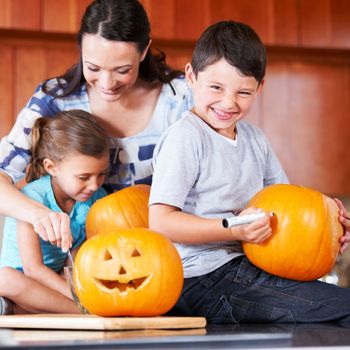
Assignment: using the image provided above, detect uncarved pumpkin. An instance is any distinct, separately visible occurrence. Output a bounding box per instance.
[242,184,343,281]
[74,228,184,316]
[86,184,150,239]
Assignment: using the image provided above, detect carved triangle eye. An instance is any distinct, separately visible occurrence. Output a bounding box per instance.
[104,249,113,260]
[131,248,141,257]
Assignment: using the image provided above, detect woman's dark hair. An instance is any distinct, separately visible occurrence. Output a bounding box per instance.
[27,110,109,182]
[191,21,266,84]
[43,0,182,97]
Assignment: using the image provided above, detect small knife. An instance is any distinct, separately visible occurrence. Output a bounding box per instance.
[67,249,74,266]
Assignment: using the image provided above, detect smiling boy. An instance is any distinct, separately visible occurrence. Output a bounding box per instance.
[148,21,350,325]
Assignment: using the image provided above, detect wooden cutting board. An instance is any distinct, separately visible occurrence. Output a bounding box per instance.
[12,328,207,342]
[0,314,206,330]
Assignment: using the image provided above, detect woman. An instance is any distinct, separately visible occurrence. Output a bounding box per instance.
[0,0,192,250]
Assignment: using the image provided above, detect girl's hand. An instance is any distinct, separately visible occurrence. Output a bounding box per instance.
[30,207,72,252]
[334,198,350,254]
[233,207,272,243]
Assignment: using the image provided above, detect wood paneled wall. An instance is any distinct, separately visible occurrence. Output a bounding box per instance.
[0,33,79,134]
[143,0,350,48]
[0,0,349,195]
[1,0,349,46]
[258,49,350,195]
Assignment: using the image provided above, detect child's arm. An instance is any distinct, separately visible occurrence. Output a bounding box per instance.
[17,220,73,300]
[334,198,350,253]
[149,203,272,244]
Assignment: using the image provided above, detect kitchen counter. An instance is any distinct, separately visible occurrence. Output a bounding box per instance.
[1,322,350,349]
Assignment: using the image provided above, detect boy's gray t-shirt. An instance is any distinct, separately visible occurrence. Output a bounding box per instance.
[149,111,288,278]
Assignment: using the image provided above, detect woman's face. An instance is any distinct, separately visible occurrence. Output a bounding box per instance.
[82,34,149,102]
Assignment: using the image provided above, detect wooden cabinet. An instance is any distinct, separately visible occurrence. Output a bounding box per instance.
[0,0,40,30]
[260,50,350,194]
[144,0,350,49]
[270,0,298,46]
[285,61,350,194]
[0,0,90,33]
[42,0,91,33]
[0,45,14,136]
[1,0,350,48]
[0,36,78,133]
[300,0,350,48]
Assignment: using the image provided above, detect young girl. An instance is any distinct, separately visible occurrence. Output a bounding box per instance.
[0,110,109,314]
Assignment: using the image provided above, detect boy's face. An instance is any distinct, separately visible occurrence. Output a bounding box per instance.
[186,58,262,139]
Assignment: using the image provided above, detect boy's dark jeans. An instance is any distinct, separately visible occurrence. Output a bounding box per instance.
[169,256,350,326]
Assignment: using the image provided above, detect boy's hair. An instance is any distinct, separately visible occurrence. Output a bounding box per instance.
[191,21,266,84]
[27,110,109,182]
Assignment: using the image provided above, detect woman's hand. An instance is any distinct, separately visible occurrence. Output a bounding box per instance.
[30,206,72,252]
[334,198,350,254]
[233,207,273,243]
[0,173,72,251]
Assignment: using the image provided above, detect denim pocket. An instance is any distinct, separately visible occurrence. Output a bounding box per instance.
[207,295,238,324]
[196,292,295,324]
[227,294,295,323]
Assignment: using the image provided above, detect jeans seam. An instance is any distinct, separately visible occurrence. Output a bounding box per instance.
[250,283,315,306]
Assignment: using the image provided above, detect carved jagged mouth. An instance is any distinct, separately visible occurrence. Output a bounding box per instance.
[93,276,149,292]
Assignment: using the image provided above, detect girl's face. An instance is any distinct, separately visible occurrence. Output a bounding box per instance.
[185,58,262,139]
[45,152,109,209]
[82,34,149,102]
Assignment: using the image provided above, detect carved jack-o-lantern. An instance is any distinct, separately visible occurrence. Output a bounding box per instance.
[74,228,184,316]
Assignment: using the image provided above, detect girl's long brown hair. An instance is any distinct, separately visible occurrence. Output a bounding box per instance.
[27,110,109,182]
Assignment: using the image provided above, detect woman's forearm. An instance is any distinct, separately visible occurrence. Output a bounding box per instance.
[0,172,46,222]
[0,172,72,249]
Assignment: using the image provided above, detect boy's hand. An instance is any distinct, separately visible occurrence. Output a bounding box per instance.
[232,207,272,243]
[31,207,73,252]
[334,198,350,254]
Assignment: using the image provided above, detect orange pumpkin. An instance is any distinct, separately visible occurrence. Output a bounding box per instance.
[73,228,184,316]
[86,184,150,239]
[242,184,343,281]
